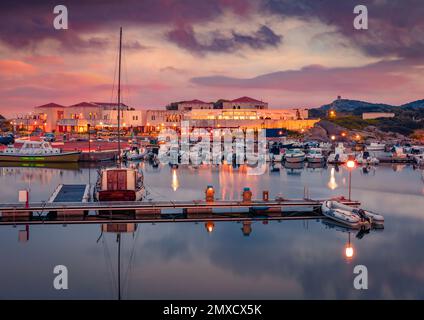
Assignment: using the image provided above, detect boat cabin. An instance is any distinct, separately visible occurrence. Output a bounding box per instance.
[3,140,60,154]
[97,168,144,201]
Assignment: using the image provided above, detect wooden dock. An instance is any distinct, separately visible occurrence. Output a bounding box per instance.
[48,184,90,203]
[0,197,360,223]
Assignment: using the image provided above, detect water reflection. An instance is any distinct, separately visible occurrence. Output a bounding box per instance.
[328,167,338,190]
[171,168,179,191]
[0,163,423,299]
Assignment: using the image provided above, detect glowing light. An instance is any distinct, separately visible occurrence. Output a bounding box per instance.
[331,135,336,141]
[329,110,336,118]
[356,134,360,140]
[341,132,346,137]
[345,246,354,259]
[346,160,356,169]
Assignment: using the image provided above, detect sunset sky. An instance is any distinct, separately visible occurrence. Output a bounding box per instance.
[0,0,423,117]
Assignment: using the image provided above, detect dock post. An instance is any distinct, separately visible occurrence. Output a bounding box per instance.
[205,185,215,202]
[263,190,269,201]
[242,187,252,203]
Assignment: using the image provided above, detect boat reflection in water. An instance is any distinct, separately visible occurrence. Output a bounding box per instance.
[321,217,384,262]
[0,161,80,170]
[284,161,304,175]
[98,223,138,300]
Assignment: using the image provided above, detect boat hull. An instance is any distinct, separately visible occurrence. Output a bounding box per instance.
[285,155,305,163]
[0,152,81,163]
[96,189,144,202]
[306,156,324,163]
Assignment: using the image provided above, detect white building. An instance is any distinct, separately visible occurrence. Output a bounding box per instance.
[362,112,395,120]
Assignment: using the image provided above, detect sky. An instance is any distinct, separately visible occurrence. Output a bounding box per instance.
[0,0,423,117]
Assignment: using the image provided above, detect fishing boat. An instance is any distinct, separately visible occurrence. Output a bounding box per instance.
[284,148,305,163]
[0,140,80,162]
[321,201,371,229]
[94,167,145,201]
[95,28,145,202]
[366,142,386,152]
[356,151,379,165]
[327,143,349,164]
[306,148,325,163]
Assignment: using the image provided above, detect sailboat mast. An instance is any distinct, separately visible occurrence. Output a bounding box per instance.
[117,233,121,300]
[117,27,122,161]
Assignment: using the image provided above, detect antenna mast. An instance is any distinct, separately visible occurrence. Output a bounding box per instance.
[117,27,122,161]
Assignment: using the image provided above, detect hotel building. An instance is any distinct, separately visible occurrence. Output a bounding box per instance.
[11,96,318,134]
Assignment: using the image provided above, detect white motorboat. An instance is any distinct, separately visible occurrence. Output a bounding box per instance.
[319,142,332,153]
[327,143,349,164]
[321,201,371,229]
[356,151,379,165]
[413,154,424,166]
[366,142,386,152]
[284,148,305,163]
[306,148,325,163]
[0,140,80,162]
[269,152,283,162]
[122,145,147,161]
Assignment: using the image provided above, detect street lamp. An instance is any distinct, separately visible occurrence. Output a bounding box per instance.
[346,159,356,201]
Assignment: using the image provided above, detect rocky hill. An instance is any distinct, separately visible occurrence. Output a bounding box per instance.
[309,98,424,137]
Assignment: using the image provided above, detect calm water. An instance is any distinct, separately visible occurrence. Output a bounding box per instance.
[0,162,423,299]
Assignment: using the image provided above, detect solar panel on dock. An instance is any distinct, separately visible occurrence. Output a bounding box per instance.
[52,184,88,202]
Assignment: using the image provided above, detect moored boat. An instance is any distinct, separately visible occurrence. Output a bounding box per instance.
[321,200,371,229]
[327,143,349,164]
[94,167,145,201]
[366,142,386,152]
[306,148,325,163]
[356,151,379,165]
[122,145,147,161]
[284,148,305,163]
[0,140,80,162]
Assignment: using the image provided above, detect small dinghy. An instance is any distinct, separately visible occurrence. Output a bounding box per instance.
[322,201,370,229]
[322,200,384,228]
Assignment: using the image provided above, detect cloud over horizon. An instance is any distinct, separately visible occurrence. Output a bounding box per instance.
[0,0,423,116]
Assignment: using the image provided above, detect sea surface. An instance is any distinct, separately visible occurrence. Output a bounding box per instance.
[0,161,423,299]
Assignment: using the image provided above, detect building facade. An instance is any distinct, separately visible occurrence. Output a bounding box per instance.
[221,97,268,109]
[13,97,316,134]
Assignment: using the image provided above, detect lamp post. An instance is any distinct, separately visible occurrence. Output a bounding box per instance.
[87,124,91,153]
[346,159,356,201]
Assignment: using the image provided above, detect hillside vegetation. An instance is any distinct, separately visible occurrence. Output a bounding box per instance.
[310,99,424,136]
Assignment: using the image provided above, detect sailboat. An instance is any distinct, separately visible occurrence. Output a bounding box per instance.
[94,28,145,202]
